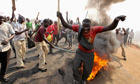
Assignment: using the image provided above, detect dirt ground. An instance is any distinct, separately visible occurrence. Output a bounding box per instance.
[0,39,140,84]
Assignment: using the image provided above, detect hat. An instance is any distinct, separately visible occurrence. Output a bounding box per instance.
[18,14,25,23]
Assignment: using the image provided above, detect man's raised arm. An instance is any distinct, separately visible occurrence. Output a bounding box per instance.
[57,11,72,30]
[102,15,126,32]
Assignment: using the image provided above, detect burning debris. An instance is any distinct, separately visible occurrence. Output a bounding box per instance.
[87,31,120,80]
[87,52,108,81]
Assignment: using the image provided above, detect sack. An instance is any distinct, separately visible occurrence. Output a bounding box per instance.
[47,34,53,42]
[27,38,35,48]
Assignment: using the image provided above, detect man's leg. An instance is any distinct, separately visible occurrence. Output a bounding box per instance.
[35,42,46,71]
[81,59,93,83]
[73,52,83,83]
[121,44,126,60]
[0,49,11,82]
[22,40,26,61]
[10,40,16,58]
[15,41,25,67]
[42,41,49,62]
[130,38,132,45]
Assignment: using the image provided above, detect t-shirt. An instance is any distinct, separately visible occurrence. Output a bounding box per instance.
[35,23,39,30]
[52,24,58,35]
[72,25,103,52]
[9,21,17,30]
[11,22,17,30]
[34,26,46,42]
[0,23,15,52]
[45,25,55,37]
[26,22,32,29]
[116,30,125,44]
[129,31,134,38]
[14,22,27,41]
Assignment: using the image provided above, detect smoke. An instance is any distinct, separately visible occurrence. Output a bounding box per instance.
[86,0,125,26]
[94,31,120,58]
[85,0,125,57]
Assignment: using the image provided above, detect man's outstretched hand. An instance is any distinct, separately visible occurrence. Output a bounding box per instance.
[116,15,126,21]
[57,11,62,18]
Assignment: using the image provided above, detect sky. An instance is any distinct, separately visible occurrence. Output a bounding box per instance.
[0,0,140,32]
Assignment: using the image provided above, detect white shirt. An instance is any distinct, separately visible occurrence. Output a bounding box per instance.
[129,31,134,38]
[116,30,125,43]
[0,23,15,52]
[14,22,27,41]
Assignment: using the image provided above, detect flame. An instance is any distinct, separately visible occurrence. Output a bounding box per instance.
[87,52,109,81]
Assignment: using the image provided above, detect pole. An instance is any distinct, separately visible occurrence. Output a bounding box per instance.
[12,0,16,10]
[36,12,40,20]
[57,0,60,32]
[54,47,76,53]
[85,11,88,18]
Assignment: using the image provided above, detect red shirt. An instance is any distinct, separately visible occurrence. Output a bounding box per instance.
[52,24,58,35]
[72,25,103,53]
[34,26,46,42]
[45,25,55,37]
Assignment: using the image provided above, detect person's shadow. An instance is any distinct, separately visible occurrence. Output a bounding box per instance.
[5,64,39,84]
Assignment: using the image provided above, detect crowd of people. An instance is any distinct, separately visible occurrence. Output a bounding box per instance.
[0,7,127,84]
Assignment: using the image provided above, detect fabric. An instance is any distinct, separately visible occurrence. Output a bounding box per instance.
[73,49,94,82]
[26,22,32,29]
[14,40,26,67]
[0,23,15,52]
[116,30,125,45]
[14,22,27,41]
[46,34,53,42]
[27,38,35,48]
[35,23,39,30]
[35,41,49,69]
[18,15,25,23]
[11,22,17,30]
[45,25,54,41]
[34,26,46,42]
[0,49,11,76]
[123,29,129,46]
[128,37,133,45]
[72,25,103,52]
[52,24,58,35]
[129,31,134,38]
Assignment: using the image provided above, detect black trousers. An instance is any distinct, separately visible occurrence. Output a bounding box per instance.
[10,40,16,56]
[0,49,11,77]
[53,34,59,45]
[56,33,67,45]
[73,49,94,82]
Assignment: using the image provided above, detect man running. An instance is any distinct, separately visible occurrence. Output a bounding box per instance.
[57,11,126,84]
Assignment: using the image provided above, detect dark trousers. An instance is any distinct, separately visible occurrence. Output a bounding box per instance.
[10,40,16,57]
[0,49,11,77]
[49,42,53,53]
[56,33,67,46]
[53,34,59,45]
[67,34,72,48]
[73,49,94,82]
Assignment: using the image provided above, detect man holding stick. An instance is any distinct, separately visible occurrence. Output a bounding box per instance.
[34,19,54,72]
[57,11,126,84]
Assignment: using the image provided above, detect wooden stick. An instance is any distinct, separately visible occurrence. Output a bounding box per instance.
[12,0,16,10]
[36,12,40,20]
[85,11,88,18]
[57,0,60,32]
